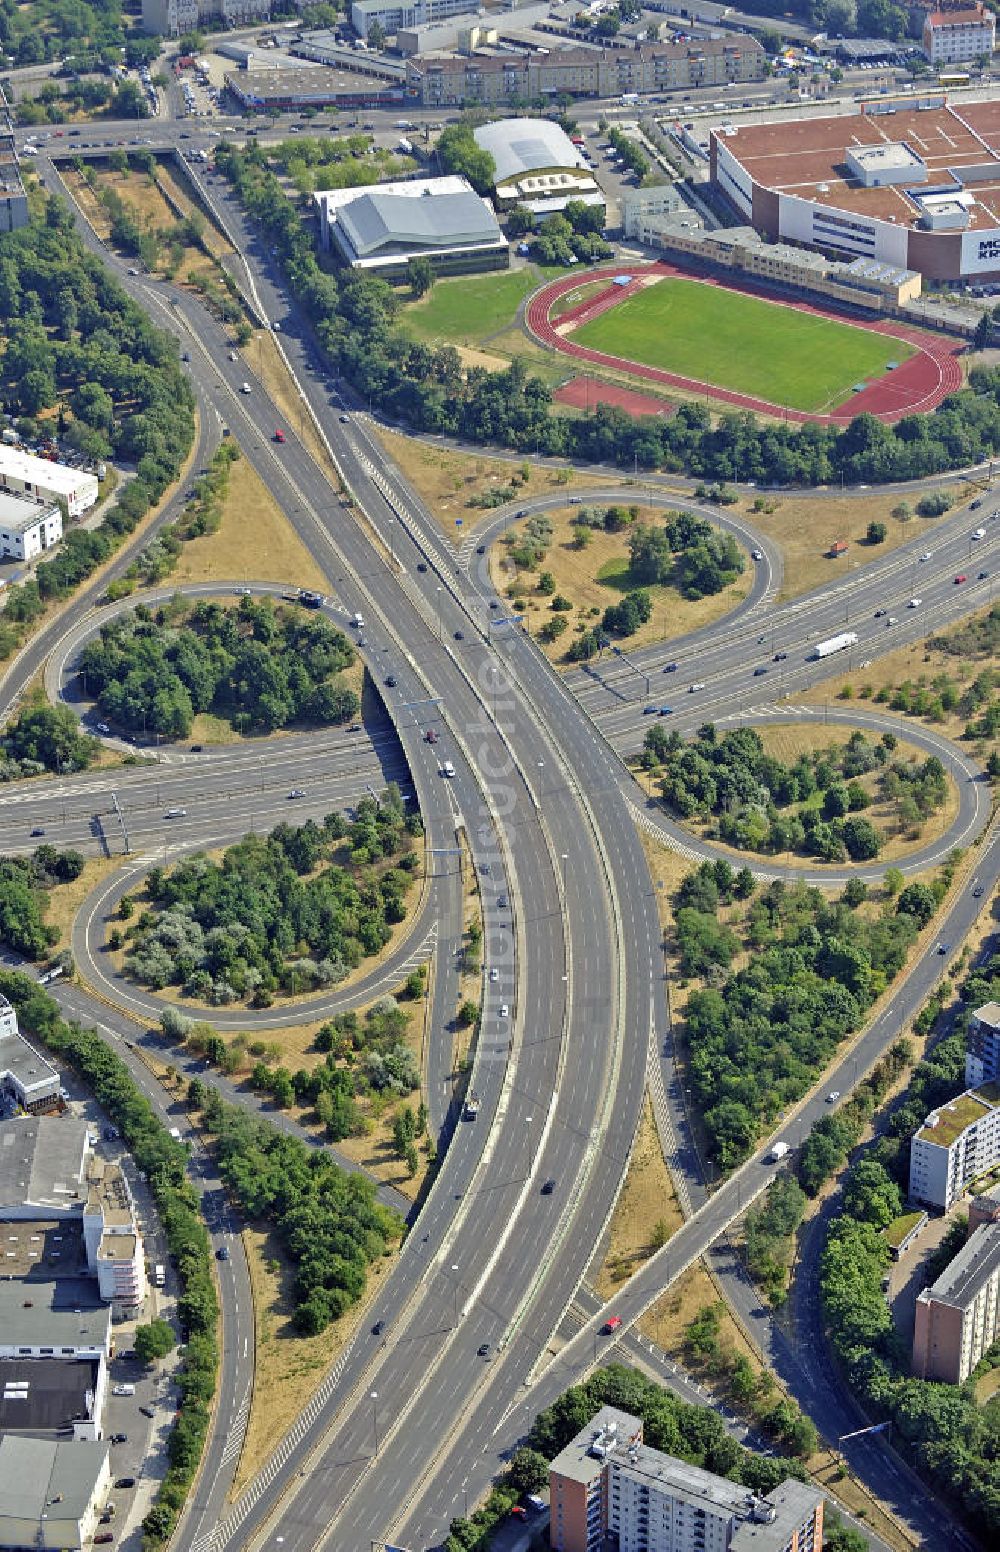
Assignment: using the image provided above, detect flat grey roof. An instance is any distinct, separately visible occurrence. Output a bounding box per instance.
[922,1222,1000,1311]
[0,1435,108,1520]
[550,1404,641,1485]
[849,141,922,171]
[0,1026,60,1100]
[0,1283,110,1349]
[0,1356,100,1432]
[0,1118,89,1215]
[0,1220,85,1279]
[337,187,502,259]
[973,1001,1000,1032]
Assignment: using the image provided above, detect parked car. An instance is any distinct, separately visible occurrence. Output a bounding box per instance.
[603,1316,622,1333]
[114,1478,136,1490]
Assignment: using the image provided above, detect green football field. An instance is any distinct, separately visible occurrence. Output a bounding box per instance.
[570,278,915,413]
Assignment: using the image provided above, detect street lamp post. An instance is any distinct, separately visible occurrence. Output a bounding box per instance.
[452,1263,461,1327]
[370,1390,379,1455]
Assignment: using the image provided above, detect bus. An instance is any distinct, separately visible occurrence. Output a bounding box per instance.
[940,71,970,87]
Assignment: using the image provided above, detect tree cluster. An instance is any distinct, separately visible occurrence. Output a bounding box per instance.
[1,702,98,780]
[79,595,358,740]
[646,725,894,861]
[214,142,1000,490]
[0,972,218,1548]
[525,201,612,267]
[193,1085,402,1335]
[123,792,420,1006]
[628,512,745,600]
[435,122,496,196]
[605,125,649,180]
[673,864,935,1166]
[0,843,83,959]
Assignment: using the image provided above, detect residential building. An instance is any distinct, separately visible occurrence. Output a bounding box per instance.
[0,1005,61,1116]
[141,0,270,37]
[967,1001,1000,1086]
[0,1436,110,1549]
[0,492,63,564]
[912,1222,1000,1381]
[0,105,29,236]
[315,175,508,279]
[922,4,995,65]
[969,1179,1000,1231]
[0,446,98,518]
[0,1288,111,1362]
[83,1155,146,1312]
[351,0,471,38]
[709,99,1000,285]
[406,36,765,106]
[474,117,604,217]
[908,1082,1000,1210]
[549,1406,824,1552]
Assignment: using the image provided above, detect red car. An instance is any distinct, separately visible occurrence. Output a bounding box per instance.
[511,1506,527,1519]
[603,1315,622,1334]
[424,729,439,744]
[955,574,967,584]
[273,429,285,443]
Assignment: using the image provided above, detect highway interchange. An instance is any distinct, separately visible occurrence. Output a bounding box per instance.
[2,114,998,1552]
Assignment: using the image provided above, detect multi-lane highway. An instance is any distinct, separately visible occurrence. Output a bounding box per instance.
[2,122,998,1552]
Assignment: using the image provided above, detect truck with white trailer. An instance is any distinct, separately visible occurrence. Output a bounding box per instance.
[769,1140,790,1162]
[811,631,858,660]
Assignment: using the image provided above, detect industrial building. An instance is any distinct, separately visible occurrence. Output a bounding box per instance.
[922,4,995,66]
[406,35,765,106]
[0,1002,61,1116]
[0,1355,107,1441]
[549,1406,824,1552]
[473,118,604,217]
[0,492,63,564]
[0,1435,111,1550]
[912,1222,1000,1382]
[0,1117,146,1314]
[0,1289,111,1362]
[315,175,507,279]
[226,66,402,111]
[909,1082,1000,1209]
[710,97,1000,284]
[966,1001,1000,1087]
[0,446,98,519]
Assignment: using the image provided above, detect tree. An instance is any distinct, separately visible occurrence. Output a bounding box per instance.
[896,882,936,926]
[366,18,387,49]
[436,124,495,197]
[891,501,911,524]
[866,520,887,544]
[134,1319,176,1363]
[973,311,993,351]
[408,256,433,299]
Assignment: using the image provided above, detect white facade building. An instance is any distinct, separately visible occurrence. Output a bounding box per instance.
[967,1001,1000,1087]
[0,446,98,518]
[315,175,508,278]
[922,5,995,66]
[909,1083,1000,1210]
[0,1002,61,1115]
[0,491,63,563]
[0,1437,111,1551]
[351,0,471,39]
[141,0,270,38]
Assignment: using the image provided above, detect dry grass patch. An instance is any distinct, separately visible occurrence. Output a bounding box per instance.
[370,426,616,539]
[593,1096,684,1298]
[739,492,953,603]
[43,855,123,951]
[231,1224,395,1497]
[640,1261,762,1379]
[168,451,330,594]
[153,164,233,262]
[493,505,750,665]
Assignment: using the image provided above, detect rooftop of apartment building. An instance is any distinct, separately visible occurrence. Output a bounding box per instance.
[973,1001,1000,1032]
[0,1118,89,1216]
[0,1221,86,1279]
[98,1232,137,1261]
[917,1222,1000,1312]
[917,1082,1000,1147]
[84,1156,133,1230]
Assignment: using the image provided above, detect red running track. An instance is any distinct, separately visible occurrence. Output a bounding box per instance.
[554,377,675,418]
[527,263,965,426]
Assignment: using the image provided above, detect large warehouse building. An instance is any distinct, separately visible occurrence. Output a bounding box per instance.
[710,96,1000,284]
[314,175,507,279]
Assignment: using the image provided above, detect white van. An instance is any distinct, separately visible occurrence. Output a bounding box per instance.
[154,1264,166,1288]
[441,761,456,778]
[112,1383,136,1396]
[353,612,365,629]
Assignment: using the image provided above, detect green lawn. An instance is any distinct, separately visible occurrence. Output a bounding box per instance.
[571,278,915,413]
[402,270,538,347]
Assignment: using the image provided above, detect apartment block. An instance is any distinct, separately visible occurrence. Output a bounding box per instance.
[406,36,764,107]
[912,1222,1000,1382]
[141,0,270,37]
[909,1082,1000,1210]
[549,1407,823,1552]
[352,0,471,38]
[966,1002,1000,1087]
[922,4,995,65]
